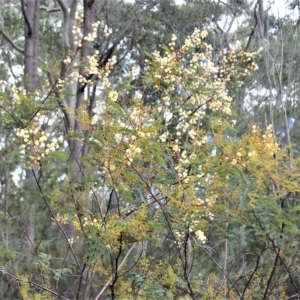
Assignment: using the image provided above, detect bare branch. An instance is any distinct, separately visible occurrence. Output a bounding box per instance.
[1,271,70,300]
[99,0,161,67]
[94,243,137,300]
[0,14,24,54]
[40,5,61,13]
[195,239,242,299]
[21,0,32,35]
[31,170,81,269]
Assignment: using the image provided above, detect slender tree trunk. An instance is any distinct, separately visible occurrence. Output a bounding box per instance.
[22,0,41,255]
[57,0,78,131]
[70,0,97,162]
[23,0,40,91]
[257,0,264,40]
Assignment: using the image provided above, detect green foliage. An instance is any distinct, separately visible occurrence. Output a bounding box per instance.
[1,1,300,299]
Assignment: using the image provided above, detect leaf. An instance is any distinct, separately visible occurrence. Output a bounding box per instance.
[86,140,103,151]
[62,268,72,275]
[147,145,168,165]
[66,131,84,139]
[36,61,51,73]
[144,51,153,58]
[119,127,137,136]
[0,246,15,259]
[0,92,8,98]
[59,89,75,97]
[162,45,171,54]
[156,171,175,185]
[291,205,300,213]
[48,151,68,160]
[10,150,24,157]
[109,101,126,118]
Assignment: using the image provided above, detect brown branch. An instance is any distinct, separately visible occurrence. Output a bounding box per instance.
[94,242,136,300]
[0,28,25,54]
[239,251,263,299]
[245,2,258,51]
[98,0,161,67]
[195,238,242,299]
[0,204,35,250]
[31,170,81,269]
[1,270,70,300]
[21,0,32,35]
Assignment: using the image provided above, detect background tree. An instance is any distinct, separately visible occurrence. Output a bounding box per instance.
[1,0,300,299]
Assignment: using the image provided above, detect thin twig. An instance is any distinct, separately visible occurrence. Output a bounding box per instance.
[31,170,81,269]
[94,242,136,299]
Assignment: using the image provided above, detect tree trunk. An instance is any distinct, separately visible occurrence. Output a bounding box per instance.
[23,0,40,91]
[22,0,41,255]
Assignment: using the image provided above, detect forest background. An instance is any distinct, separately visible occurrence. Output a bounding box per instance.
[1,0,300,299]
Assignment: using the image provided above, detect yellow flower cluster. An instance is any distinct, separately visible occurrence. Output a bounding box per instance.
[73,12,84,47]
[174,219,207,245]
[262,125,279,155]
[219,47,258,87]
[11,85,27,105]
[221,123,279,172]
[246,124,279,161]
[83,216,104,231]
[195,229,207,243]
[15,113,63,165]
[68,236,80,245]
[128,65,140,79]
[84,21,102,42]
[145,29,238,159]
[60,11,115,97]
[72,10,112,48]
